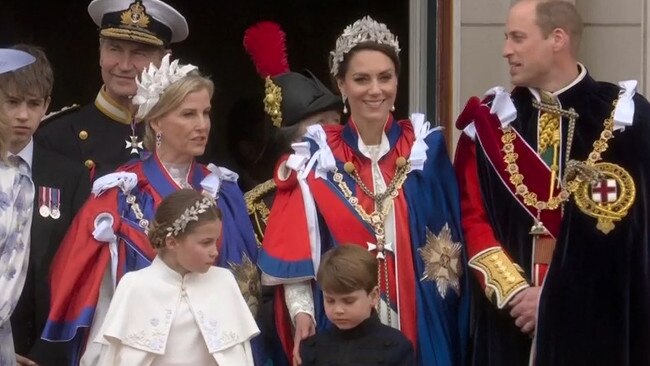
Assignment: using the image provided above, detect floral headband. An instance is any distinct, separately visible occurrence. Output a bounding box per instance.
[165,195,216,237]
[132,53,197,119]
[329,16,400,77]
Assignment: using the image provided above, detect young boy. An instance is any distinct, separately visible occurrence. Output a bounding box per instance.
[299,245,415,365]
[1,44,90,366]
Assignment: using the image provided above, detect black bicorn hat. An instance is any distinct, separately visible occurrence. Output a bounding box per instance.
[244,21,342,128]
[269,70,342,128]
[88,0,188,47]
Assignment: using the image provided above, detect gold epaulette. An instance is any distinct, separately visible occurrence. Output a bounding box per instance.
[244,179,277,247]
[468,247,529,308]
[244,179,276,215]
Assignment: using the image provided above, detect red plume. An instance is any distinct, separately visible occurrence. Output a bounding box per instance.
[243,21,290,78]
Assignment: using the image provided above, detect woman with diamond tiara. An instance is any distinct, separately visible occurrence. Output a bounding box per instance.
[259,16,470,365]
[95,189,259,365]
[43,56,260,365]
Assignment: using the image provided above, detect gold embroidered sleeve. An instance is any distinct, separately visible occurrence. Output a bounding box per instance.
[468,247,529,309]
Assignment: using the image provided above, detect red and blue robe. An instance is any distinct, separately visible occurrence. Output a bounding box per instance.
[456,73,650,365]
[42,153,259,364]
[259,118,470,365]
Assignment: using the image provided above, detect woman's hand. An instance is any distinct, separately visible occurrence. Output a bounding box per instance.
[292,312,315,366]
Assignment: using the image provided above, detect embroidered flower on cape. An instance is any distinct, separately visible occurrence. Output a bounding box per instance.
[418,224,463,298]
[132,54,198,119]
[196,310,241,351]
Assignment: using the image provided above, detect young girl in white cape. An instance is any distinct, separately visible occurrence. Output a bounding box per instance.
[95,189,259,365]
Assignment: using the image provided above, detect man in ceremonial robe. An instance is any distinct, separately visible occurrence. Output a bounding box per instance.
[455,1,650,365]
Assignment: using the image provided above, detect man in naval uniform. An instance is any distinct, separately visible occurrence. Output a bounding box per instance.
[455,1,650,365]
[35,0,188,180]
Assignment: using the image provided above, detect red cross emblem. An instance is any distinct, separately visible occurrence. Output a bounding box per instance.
[591,179,618,203]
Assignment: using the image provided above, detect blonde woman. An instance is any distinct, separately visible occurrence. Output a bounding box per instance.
[44,55,259,365]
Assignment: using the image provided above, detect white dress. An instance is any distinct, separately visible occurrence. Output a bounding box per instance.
[0,161,34,365]
[95,256,259,366]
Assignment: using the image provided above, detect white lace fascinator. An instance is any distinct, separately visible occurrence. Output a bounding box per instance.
[132,53,198,119]
[329,16,400,77]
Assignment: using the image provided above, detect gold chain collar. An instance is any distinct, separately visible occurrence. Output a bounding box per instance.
[333,157,410,245]
[501,99,618,233]
[331,156,410,326]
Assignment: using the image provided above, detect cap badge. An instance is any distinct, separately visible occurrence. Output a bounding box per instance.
[264,76,283,128]
[120,1,150,29]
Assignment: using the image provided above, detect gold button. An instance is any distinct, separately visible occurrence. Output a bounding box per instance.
[84,159,95,169]
[78,130,88,140]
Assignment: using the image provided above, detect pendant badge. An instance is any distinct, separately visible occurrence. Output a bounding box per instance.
[125,134,144,155]
[573,162,636,234]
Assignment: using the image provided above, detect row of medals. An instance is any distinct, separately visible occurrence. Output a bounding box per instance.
[39,203,60,219]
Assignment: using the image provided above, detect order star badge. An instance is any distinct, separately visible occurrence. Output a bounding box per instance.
[125,135,144,155]
[418,224,463,298]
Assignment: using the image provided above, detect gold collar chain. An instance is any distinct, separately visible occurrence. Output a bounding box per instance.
[332,158,410,251]
[501,99,618,232]
[331,157,410,326]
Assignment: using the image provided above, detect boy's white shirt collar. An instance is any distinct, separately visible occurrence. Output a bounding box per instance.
[10,138,34,170]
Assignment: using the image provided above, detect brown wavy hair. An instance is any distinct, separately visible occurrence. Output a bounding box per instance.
[317,244,378,294]
[148,189,222,249]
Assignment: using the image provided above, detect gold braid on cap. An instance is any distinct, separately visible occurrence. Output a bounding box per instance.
[264,76,283,128]
[165,195,216,237]
[329,16,400,77]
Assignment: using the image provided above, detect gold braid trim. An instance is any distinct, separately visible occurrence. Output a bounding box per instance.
[468,247,529,309]
[244,179,276,214]
[244,179,276,246]
[100,28,163,46]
